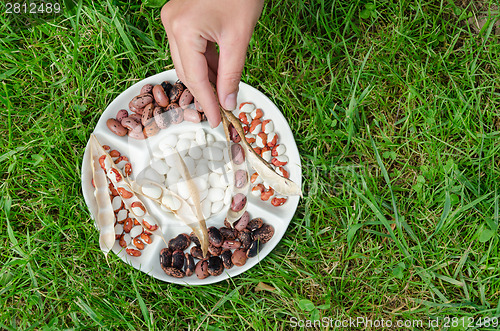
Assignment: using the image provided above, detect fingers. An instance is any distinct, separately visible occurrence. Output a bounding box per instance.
[205,41,219,84]
[216,36,250,110]
[161,3,185,82]
[177,37,221,128]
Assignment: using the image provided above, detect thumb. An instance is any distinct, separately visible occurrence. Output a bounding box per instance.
[217,39,248,110]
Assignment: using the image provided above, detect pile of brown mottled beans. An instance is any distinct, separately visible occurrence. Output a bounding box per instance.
[106,80,205,139]
[159,211,275,279]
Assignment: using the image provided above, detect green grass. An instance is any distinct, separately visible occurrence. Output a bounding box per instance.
[1,0,500,329]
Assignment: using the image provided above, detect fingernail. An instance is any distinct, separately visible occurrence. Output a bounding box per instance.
[224,93,237,110]
[209,117,216,129]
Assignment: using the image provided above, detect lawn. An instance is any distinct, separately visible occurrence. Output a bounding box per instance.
[1,0,500,329]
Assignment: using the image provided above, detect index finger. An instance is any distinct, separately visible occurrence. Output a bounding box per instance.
[177,38,221,128]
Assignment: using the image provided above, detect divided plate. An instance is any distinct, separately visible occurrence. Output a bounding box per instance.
[81,70,302,285]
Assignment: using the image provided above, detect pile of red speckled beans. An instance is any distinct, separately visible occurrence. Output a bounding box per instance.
[234,102,290,207]
[106,81,205,139]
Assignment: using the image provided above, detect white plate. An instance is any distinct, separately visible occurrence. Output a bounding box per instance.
[81,70,302,285]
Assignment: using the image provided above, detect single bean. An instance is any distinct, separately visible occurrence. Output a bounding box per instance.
[153,84,170,107]
[107,118,127,136]
[230,193,247,212]
[116,109,129,122]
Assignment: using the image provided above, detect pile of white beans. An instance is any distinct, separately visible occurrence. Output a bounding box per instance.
[140,128,233,219]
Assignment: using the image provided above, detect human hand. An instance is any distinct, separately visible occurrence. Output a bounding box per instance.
[161,0,264,128]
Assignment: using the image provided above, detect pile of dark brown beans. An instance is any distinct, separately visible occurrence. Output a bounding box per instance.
[159,211,275,279]
[107,80,206,140]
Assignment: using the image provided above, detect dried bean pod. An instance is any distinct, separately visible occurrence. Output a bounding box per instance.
[253,224,274,243]
[168,233,191,251]
[195,260,209,279]
[184,253,195,276]
[160,248,172,268]
[220,249,233,269]
[207,256,224,276]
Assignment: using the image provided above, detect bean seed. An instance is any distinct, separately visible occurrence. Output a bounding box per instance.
[166,103,184,124]
[253,224,275,243]
[208,243,222,256]
[131,94,154,109]
[247,240,262,258]
[222,240,241,250]
[116,109,129,122]
[184,253,195,277]
[230,193,247,212]
[107,118,127,136]
[168,233,191,251]
[195,260,209,279]
[160,248,172,268]
[220,249,233,269]
[190,246,205,260]
[219,227,239,241]
[231,249,247,266]
[153,84,170,107]
[140,84,154,95]
[207,256,224,276]
[190,232,201,246]
[247,217,264,231]
[162,267,185,278]
[234,211,250,232]
[208,226,223,247]
[171,250,185,270]
[238,229,252,250]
